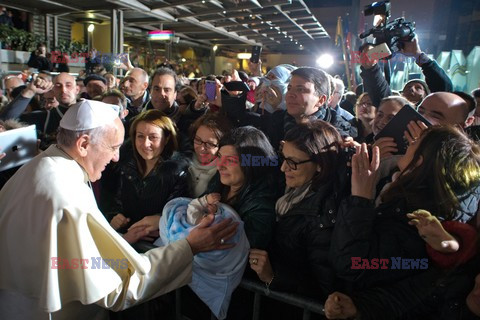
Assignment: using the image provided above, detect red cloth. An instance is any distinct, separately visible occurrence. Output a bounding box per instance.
[426,221,478,269]
[247,90,255,104]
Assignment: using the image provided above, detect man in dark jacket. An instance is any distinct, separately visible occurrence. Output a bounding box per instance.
[0,72,78,148]
[360,37,452,108]
[262,67,355,150]
[145,67,207,136]
[121,67,150,122]
[27,43,53,72]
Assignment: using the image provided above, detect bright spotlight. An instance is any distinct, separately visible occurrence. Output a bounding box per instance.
[213,45,218,52]
[316,54,334,69]
[87,24,95,32]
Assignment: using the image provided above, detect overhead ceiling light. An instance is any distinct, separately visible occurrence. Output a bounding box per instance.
[213,45,218,51]
[87,24,95,32]
[223,11,226,14]
[237,52,252,60]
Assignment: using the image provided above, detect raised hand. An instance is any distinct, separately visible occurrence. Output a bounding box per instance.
[407,209,459,252]
[263,86,282,109]
[248,59,262,76]
[400,36,422,59]
[23,75,54,99]
[372,137,398,159]
[404,120,428,145]
[351,143,380,200]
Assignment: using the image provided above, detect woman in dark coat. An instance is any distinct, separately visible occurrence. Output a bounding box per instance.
[324,125,480,320]
[249,120,350,300]
[207,125,278,250]
[181,126,279,320]
[108,110,190,243]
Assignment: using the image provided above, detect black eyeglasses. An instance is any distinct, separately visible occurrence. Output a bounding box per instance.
[279,152,313,170]
[193,137,218,149]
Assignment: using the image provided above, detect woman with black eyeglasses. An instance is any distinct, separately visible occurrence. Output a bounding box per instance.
[248,120,350,310]
[187,113,232,197]
[350,92,376,143]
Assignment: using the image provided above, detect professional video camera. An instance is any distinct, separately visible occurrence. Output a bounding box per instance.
[359,1,416,59]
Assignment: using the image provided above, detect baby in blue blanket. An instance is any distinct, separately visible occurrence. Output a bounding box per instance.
[157,196,250,320]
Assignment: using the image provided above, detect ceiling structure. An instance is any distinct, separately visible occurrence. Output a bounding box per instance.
[1,0,330,53]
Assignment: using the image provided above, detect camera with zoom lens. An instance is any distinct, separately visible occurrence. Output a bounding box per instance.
[359,1,416,59]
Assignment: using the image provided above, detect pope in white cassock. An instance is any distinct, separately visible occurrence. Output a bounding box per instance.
[0,99,237,320]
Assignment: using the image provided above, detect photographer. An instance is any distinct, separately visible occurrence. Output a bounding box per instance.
[27,43,53,72]
[360,36,452,107]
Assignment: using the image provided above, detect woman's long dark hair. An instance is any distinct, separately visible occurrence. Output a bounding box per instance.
[283,120,343,190]
[217,126,276,203]
[381,125,480,220]
[129,110,178,176]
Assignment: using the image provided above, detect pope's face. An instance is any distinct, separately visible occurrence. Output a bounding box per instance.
[83,118,124,182]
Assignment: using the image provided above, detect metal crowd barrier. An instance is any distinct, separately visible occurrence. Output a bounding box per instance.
[175,278,325,320]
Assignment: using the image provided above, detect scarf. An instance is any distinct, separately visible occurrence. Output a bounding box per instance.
[188,157,218,198]
[275,181,314,217]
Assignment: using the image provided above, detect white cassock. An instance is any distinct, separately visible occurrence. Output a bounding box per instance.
[0,145,193,320]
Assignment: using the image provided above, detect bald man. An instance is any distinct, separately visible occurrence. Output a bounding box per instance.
[0,72,79,148]
[375,91,478,192]
[418,92,475,128]
[121,67,150,119]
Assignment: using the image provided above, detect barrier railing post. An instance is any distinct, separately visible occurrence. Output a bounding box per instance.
[252,292,262,320]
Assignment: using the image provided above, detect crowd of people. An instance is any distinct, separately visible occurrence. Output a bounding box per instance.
[1,34,480,320]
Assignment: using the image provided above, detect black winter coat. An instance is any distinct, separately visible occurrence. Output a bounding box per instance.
[207,173,277,250]
[352,255,480,320]
[262,107,356,151]
[105,142,190,232]
[268,167,350,299]
[330,196,428,291]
